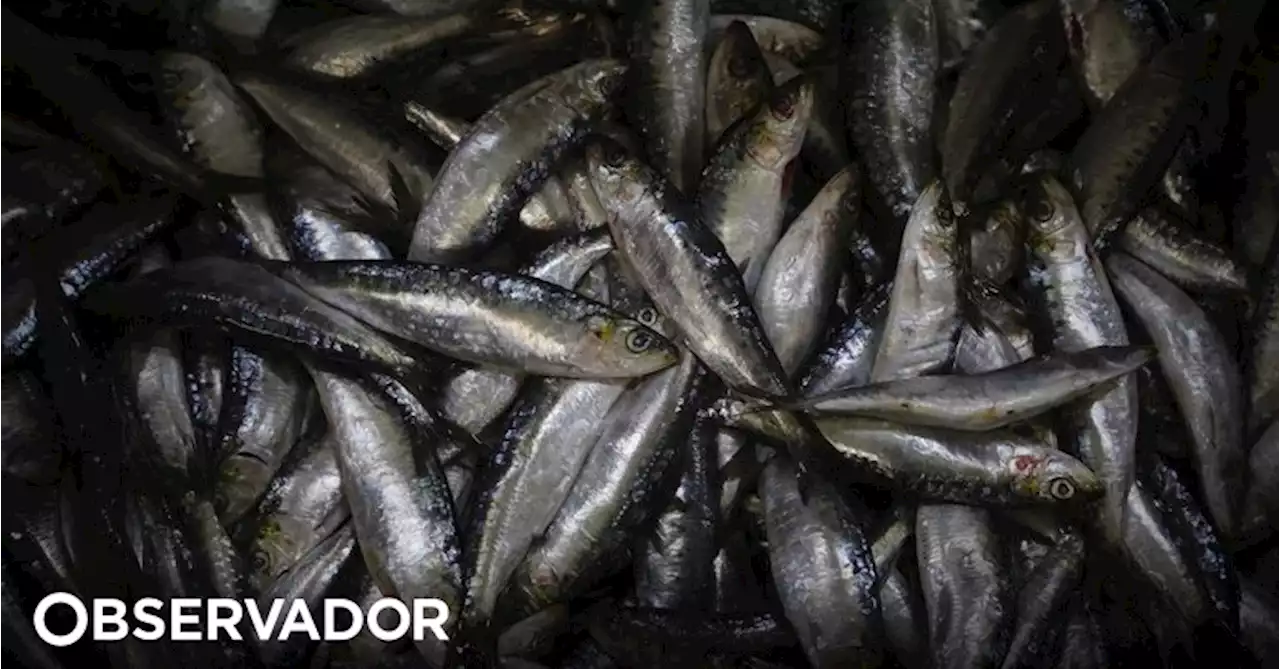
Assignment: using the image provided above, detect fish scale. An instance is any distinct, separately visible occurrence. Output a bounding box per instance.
[3,3,1274,668]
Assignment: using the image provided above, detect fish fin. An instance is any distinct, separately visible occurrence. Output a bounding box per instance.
[387,160,421,226]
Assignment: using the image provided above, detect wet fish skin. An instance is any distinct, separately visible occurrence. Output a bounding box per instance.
[589,606,794,663]
[1023,173,1136,545]
[707,14,825,66]
[1118,204,1249,294]
[1106,251,1243,539]
[495,606,568,660]
[705,19,774,149]
[1001,531,1085,669]
[460,374,627,631]
[753,164,858,375]
[213,348,314,526]
[942,0,1066,209]
[936,0,1004,68]
[916,503,1010,669]
[1052,598,1109,669]
[588,138,791,398]
[815,418,1102,506]
[507,353,705,614]
[235,72,435,219]
[313,370,462,666]
[3,195,182,364]
[969,76,1085,205]
[633,416,718,610]
[204,0,279,51]
[158,51,264,179]
[1059,0,1167,110]
[409,59,626,263]
[698,74,814,292]
[403,101,585,237]
[796,283,890,397]
[1135,452,1239,633]
[122,328,199,490]
[869,182,961,383]
[627,0,710,194]
[238,433,348,594]
[970,199,1025,285]
[438,229,614,434]
[793,346,1152,431]
[6,479,78,596]
[880,566,929,669]
[4,11,225,199]
[761,454,883,668]
[844,0,940,226]
[281,9,569,79]
[268,259,676,379]
[1066,35,1201,249]
[256,524,357,668]
[264,134,398,261]
[85,257,421,376]
[1113,483,1211,636]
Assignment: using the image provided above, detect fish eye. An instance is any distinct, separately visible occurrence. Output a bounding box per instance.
[770,97,795,120]
[251,549,270,573]
[625,329,653,353]
[603,143,628,168]
[594,73,618,99]
[1048,477,1076,500]
[728,54,752,78]
[637,307,659,326]
[1029,198,1055,223]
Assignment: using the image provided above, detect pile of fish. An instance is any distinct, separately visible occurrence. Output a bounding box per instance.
[2,0,1276,667]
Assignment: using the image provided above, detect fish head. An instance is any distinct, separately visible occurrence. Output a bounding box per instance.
[708,21,772,115]
[566,59,628,111]
[1023,174,1086,253]
[585,137,651,209]
[744,74,814,171]
[906,181,957,254]
[578,312,679,376]
[158,52,217,106]
[971,198,1026,284]
[215,454,273,525]
[1007,449,1103,504]
[248,515,298,590]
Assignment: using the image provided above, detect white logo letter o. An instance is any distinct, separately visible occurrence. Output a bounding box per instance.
[34,593,89,647]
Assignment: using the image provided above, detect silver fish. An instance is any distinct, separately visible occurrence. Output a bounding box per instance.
[588,138,790,398]
[761,454,883,668]
[628,0,710,194]
[508,353,704,613]
[270,259,676,379]
[814,418,1102,506]
[792,346,1151,431]
[869,182,961,383]
[1106,251,1244,538]
[312,370,462,666]
[1024,174,1136,545]
[753,165,857,375]
[409,59,625,262]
